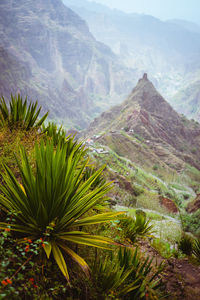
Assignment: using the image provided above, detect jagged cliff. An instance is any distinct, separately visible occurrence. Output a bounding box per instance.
[88,74,200,171]
[0,0,136,128]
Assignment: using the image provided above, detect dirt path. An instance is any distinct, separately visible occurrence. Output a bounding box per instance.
[139,240,200,299]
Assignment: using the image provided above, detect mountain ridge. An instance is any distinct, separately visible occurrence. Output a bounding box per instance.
[87,74,200,171]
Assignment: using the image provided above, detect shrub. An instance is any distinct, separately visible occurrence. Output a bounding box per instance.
[0,140,123,281]
[119,214,153,243]
[153,164,159,171]
[133,185,144,196]
[93,247,164,299]
[178,234,193,256]
[0,94,48,130]
[42,122,66,145]
[193,238,200,262]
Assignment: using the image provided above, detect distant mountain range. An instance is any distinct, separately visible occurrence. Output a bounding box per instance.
[172,80,200,121]
[0,0,137,129]
[63,0,200,121]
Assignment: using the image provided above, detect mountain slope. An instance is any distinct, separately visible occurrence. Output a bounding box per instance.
[171,81,200,120]
[87,74,200,171]
[0,0,136,128]
[63,0,200,109]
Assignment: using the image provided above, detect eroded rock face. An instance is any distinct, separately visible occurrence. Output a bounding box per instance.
[187,194,200,213]
[88,75,200,171]
[0,0,136,128]
[159,197,179,213]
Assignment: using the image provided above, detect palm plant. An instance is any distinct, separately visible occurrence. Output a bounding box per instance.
[119,213,154,243]
[93,247,164,299]
[42,122,67,146]
[83,166,106,190]
[42,122,87,159]
[0,140,123,281]
[178,234,193,256]
[0,94,48,130]
[193,238,200,262]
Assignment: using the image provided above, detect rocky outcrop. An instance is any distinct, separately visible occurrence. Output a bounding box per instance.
[159,197,179,213]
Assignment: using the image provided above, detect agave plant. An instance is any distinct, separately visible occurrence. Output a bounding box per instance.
[193,238,200,262]
[0,140,123,281]
[93,247,164,299]
[119,213,154,243]
[178,234,193,256]
[42,122,67,146]
[0,94,48,130]
[42,122,87,159]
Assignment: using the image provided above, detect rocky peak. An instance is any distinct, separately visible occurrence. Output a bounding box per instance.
[88,75,200,170]
[128,74,179,122]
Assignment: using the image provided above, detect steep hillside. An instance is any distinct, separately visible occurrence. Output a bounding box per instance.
[88,74,200,172]
[171,80,200,120]
[0,0,136,128]
[84,74,200,239]
[63,0,200,109]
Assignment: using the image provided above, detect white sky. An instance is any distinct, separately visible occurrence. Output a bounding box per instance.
[88,0,200,24]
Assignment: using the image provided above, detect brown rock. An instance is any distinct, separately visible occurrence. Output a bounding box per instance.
[187,194,200,213]
[159,196,179,213]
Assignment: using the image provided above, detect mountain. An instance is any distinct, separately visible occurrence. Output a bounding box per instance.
[0,0,136,129]
[63,0,200,109]
[170,80,200,120]
[84,74,200,238]
[87,74,200,172]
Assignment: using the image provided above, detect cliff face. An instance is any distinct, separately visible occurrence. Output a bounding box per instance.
[63,0,200,121]
[88,74,200,171]
[0,0,136,128]
[171,81,200,122]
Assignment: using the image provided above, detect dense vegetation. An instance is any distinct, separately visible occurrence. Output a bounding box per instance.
[0,95,200,299]
[0,95,166,299]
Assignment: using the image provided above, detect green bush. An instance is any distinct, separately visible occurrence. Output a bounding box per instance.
[119,214,153,243]
[0,140,122,281]
[133,184,144,196]
[193,238,200,262]
[42,122,66,145]
[178,234,193,256]
[93,247,164,299]
[0,94,48,130]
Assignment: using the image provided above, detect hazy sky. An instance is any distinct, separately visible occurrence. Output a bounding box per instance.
[88,0,200,24]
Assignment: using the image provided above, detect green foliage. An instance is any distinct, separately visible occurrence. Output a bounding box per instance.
[181,210,200,235]
[119,213,153,243]
[152,238,179,259]
[153,164,159,171]
[0,94,48,130]
[93,247,164,299]
[193,238,200,262]
[42,122,67,146]
[0,224,94,299]
[133,185,144,196]
[82,166,106,190]
[178,234,193,256]
[0,140,123,281]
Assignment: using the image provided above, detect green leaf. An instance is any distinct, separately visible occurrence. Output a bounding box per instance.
[58,242,90,277]
[43,241,52,259]
[52,242,69,282]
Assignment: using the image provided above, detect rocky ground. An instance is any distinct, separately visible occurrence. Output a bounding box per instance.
[139,240,200,300]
